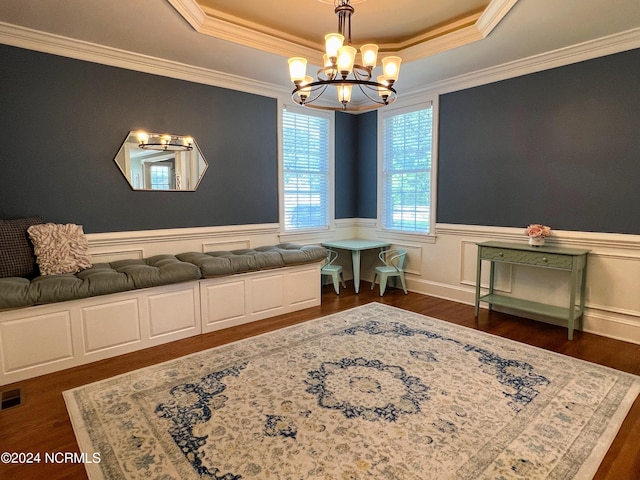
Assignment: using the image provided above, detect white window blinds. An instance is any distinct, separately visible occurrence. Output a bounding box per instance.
[282,108,330,231]
[382,104,433,233]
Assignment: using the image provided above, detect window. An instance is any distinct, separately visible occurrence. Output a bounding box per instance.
[149,163,172,190]
[380,102,434,234]
[282,107,332,231]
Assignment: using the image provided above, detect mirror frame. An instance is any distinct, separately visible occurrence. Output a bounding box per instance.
[114,131,209,191]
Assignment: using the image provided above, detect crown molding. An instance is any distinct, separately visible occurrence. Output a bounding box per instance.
[397,16,484,63]
[418,26,640,96]
[477,0,519,36]
[398,0,517,63]
[1,20,639,107]
[168,0,517,64]
[167,0,325,65]
[0,21,287,99]
[165,0,207,29]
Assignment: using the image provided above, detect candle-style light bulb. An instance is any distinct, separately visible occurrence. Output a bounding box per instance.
[137,131,149,145]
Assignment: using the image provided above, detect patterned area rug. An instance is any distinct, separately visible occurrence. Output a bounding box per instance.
[64,303,640,479]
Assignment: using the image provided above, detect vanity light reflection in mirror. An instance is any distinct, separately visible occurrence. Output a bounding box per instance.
[114,131,209,191]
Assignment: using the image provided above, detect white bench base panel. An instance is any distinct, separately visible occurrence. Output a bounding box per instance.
[0,263,321,385]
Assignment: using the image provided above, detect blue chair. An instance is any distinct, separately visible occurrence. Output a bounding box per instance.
[371,248,408,296]
[321,249,346,294]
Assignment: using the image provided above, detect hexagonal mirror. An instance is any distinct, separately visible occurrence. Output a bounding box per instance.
[114,131,208,191]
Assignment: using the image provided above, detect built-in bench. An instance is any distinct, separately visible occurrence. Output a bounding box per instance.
[0,244,325,310]
[0,241,326,385]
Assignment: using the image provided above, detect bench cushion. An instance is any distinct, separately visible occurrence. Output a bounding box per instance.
[0,255,201,309]
[177,243,326,277]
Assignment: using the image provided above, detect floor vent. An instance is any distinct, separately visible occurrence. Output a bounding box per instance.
[1,388,22,411]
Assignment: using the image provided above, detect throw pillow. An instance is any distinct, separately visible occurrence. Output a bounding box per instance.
[27,223,93,276]
[0,216,43,278]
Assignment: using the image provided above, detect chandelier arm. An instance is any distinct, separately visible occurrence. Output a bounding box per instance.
[291,82,330,106]
[355,82,395,106]
[303,83,330,104]
[351,65,372,82]
[317,66,338,81]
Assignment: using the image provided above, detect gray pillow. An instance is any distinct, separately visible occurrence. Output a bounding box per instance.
[0,216,43,278]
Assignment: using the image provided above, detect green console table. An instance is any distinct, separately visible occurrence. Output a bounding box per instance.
[474,241,589,339]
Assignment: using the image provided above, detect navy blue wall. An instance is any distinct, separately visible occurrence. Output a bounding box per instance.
[356,111,378,218]
[3,43,638,235]
[335,111,377,219]
[438,48,640,234]
[0,45,278,233]
[335,112,357,218]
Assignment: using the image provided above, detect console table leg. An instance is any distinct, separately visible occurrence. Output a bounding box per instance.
[578,261,588,332]
[568,266,579,340]
[488,261,496,312]
[475,254,482,316]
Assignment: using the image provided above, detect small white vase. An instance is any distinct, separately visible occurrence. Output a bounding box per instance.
[528,236,545,246]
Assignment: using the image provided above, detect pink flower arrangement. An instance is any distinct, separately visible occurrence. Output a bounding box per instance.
[525,224,552,238]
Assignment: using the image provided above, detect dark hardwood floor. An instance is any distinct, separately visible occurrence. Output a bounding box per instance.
[1,283,639,479]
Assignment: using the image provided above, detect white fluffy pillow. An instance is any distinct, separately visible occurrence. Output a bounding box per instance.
[27,223,92,275]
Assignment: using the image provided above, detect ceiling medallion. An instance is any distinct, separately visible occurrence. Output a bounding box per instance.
[288,0,401,112]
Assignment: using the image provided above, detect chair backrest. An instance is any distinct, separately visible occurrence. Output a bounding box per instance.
[323,248,338,267]
[379,248,407,271]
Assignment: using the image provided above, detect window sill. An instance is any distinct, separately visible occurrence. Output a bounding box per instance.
[376,229,437,244]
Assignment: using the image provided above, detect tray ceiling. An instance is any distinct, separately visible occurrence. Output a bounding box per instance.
[1,0,639,97]
[169,0,517,64]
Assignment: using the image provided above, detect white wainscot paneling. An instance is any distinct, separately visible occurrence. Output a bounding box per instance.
[0,282,202,385]
[147,287,199,338]
[286,267,321,306]
[251,274,285,314]
[580,252,640,342]
[389,243,423,277]
[90,249,144,263]
[82,298,141,354]
[585,253,640,314]
[200,264,321,333]
[86,224,281,261]
[202,280,247,326]
[0,311,73,374]
[438,225,640,344]
[202,239,251,252]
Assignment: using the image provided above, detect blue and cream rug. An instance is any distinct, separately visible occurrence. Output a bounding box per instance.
[64,303,640,479]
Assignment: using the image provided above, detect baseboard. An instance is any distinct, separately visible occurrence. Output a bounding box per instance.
[406,277,640,346]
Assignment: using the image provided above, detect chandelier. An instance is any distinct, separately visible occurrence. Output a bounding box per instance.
[136,131,193,151]
[288,0,401,112]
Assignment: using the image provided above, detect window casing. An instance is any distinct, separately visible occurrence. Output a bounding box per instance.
[379,101,435,235]
[281,106,333,232]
